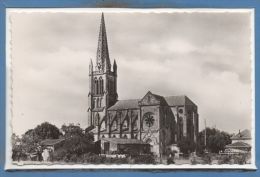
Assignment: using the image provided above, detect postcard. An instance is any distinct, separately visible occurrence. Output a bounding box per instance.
[5,8,255,170]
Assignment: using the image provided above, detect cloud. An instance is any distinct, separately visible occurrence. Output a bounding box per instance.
[9,11,252,135]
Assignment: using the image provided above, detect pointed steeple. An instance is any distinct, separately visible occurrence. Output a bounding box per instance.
[89,58,93,74]
[96,13,111,72]
[113,59,117,73]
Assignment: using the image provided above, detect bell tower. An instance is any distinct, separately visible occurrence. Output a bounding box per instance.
[88,13,118,127]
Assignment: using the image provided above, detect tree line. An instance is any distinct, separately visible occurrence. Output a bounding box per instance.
[12,122,233,162]
[12,122,96,162]
[178,127,232,155]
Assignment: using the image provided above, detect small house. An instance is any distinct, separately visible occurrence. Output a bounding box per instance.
[225,129,251,153]
[40,138,65,152]
[231,129,251,145]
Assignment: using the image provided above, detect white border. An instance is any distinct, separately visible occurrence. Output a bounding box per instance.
[5,8,256,170]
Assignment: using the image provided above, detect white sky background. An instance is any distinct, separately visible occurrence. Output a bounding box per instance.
[9,10,253,136]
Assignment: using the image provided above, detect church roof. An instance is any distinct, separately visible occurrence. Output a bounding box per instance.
[164,95,197,107]
[108,94,197,111]
[149,92,169,105]
[108,99,139,110]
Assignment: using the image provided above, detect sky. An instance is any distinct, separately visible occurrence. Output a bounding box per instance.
[8,9,253,136]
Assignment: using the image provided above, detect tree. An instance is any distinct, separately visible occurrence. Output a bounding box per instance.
[53,124,96,162]
[19,122,61,154]
[21,129,41,153]
[61,123,94,141]
[33,122,62,139]
[177,137,196,154]
[61,123,84,138]
[197,128,231,153]
[11,133,24,161]
[12,133,21,148]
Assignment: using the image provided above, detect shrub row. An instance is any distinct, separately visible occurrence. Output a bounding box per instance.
[52,151,156,164]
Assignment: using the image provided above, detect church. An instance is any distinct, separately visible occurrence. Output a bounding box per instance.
[87,14,199,157]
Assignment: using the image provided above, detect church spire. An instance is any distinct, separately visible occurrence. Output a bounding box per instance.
[89,58,93,74]
[113,59,117,74]
[96,13,111,72]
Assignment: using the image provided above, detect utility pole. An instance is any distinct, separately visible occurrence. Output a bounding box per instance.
[204,119,207,149]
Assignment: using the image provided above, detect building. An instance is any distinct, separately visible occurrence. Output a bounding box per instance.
[231,129,251,145]
[225,129,251,153]
[87,13,199,157]
[100,138,150,155]
[40,138,65,151]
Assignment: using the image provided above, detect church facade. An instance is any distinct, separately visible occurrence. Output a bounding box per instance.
[87,14,199,156]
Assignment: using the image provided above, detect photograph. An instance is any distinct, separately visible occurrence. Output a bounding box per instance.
[5,8,255,169]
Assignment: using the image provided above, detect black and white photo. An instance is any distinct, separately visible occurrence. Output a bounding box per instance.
[5,8,255,169]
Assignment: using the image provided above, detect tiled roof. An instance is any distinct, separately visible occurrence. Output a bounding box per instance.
[226,141,251,148]
[231,129,251,140]
[152,93,168,105]
[108,94,197,111]
[101,138,148,145]
[40,139,65,146]
[164,95,196,106]
[108,99,139,110]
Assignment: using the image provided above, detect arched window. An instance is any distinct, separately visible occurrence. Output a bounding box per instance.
[102,79,104,93]
[96,98,99,108]
[96,79,99,94]
[132,117,138,131]
[94,78,98,94]
[100,119,106,131]
[93,98,96,108]
[99,77,103,94]
[94,113,100,126]
[122,117,129,130]
[99,98,102,107]
[111,119,118,131]
[110,80,114,92]
[123,134,127,139]
[104,116,107,127]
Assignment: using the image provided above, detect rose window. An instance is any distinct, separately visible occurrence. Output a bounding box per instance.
[143,112,155,128]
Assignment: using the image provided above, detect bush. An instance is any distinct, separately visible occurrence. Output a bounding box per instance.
[190,156,198,165]
[52,149,67,161]
[177,137,196,154]
[131,154,156,164]
[110,157,128,164]
[82,153,106,164]
[233,154,247,165]
[12,149,27,161]
[53,151,156,164]
[217,154,248,165]
[81,153,129,164]
[218,155,232,165]
[52,134,96,163]
[202,153,212,164]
